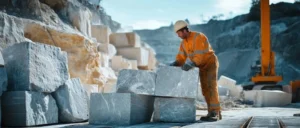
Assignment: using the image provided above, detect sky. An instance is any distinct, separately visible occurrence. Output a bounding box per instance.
[101,0,295,30]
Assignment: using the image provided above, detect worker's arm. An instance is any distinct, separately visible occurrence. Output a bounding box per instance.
[192,34,209,66]
[175,42,187,66]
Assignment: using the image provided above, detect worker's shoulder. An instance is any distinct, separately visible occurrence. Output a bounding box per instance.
[192,31,208,39]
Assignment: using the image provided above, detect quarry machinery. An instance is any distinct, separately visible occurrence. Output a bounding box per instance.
[247,0,283,90]
[248,0,300,102]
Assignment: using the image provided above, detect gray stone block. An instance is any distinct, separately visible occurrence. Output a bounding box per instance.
[218,86,230,96]
[89,93,154,126]
[53,78,89,123]
[2,41,69,92]
[155,66,199,98]
[153,97,196,123]
[2,91,58,127]
[116,69,156,95]
[0,67,7,96]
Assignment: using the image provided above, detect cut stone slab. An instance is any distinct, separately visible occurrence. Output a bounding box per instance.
[129,60,138,70]
[218,76,241,98]
[2,91,58,127]
[0,67,8,96]
[111,56,132,71]
[0,52,4,66]
[243,90,258,103]
[116,69,156,95]
[117,47,149,67]
[91,25,111,44]
[155,66,199,98]
[153,97,196,123]
[52,78,89,123]
[109,32,141,48]
[146,48,157,70]
[254,90,292,107]
[2,42,69,93]
[218,86,230,96]
[89,93,154,126]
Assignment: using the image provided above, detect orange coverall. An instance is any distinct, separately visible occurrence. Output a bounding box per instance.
[176,31,221,112]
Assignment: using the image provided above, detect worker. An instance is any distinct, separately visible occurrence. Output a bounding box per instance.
[169,20,221,121]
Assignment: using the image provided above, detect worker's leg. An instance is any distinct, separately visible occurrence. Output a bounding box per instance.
[200,69,210,112]
[207,56,221,113]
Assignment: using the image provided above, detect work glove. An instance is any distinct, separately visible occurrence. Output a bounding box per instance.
[182,59,196,71]
[169,61,178,66]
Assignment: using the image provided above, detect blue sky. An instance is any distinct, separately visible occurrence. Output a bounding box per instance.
[102,0,294,30]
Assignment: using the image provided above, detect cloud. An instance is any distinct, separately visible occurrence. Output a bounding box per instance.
[214,0,252,15]
[131,20,170,30]
[270,0,294,4]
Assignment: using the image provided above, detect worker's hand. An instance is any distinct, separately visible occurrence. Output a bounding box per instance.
[181,59,196,71]
[169,61,178,66]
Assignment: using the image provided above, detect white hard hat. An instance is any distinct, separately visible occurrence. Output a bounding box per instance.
[174,20,188,32]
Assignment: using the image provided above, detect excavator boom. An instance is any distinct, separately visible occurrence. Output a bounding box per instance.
[251,0,282,84]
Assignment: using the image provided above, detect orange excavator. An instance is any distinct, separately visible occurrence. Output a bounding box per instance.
[248,0,283,90]
[249,0,300,102]
[251,0,282,85]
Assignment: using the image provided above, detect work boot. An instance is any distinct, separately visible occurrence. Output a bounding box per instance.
[200,113,210,121]
[200,111,221,122]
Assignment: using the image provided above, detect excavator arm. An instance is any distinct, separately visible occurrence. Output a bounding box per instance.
[251,0,282,84]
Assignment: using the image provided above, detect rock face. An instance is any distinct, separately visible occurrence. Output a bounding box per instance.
[0,67,7,96]
[97,43,117,59]
[52,78,89,123]
[217,49,260,84]
[92,25,111,44]
[155,66,199,98]
[65,1,92,37]
[89,93,154,126]
[41,0,93,36]
[153,97,196,123]
[0,12,26,51]
[23,21,109,88]
[116,69,156,95]
[0,0,120,89]
[2,91,58,127]
[77,0,121,32]
[2,41,69,92]
[39,0,68,10]
[83,84,98,97]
